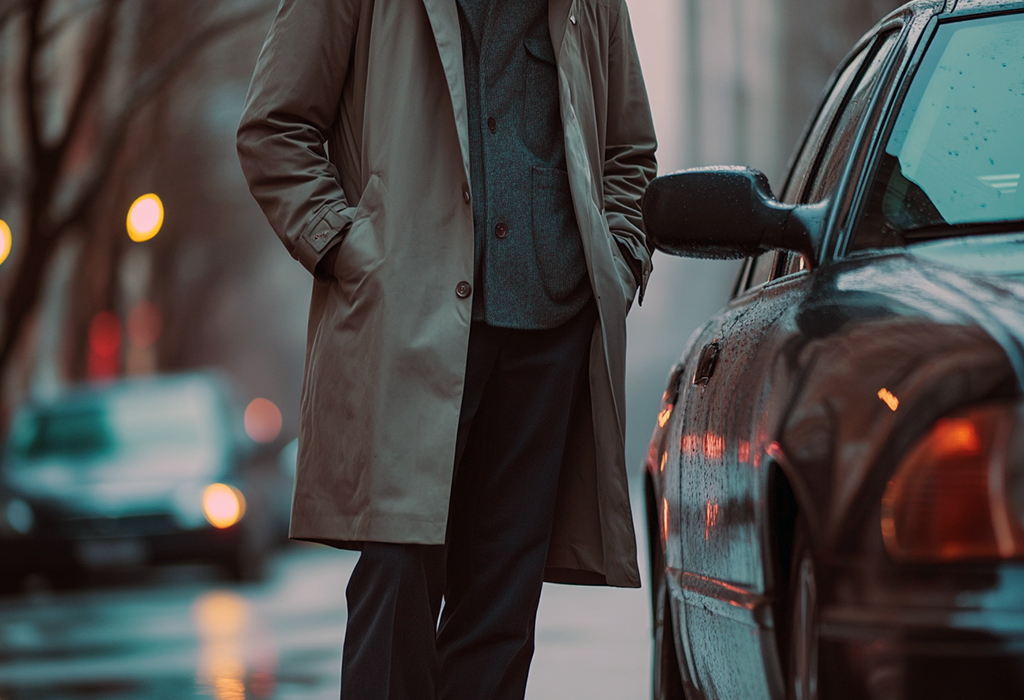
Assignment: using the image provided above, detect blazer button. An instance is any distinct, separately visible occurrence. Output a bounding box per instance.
[456,281,472,299]
[487,117,497,134]
[462,187,471,204]
[495,222,508,239]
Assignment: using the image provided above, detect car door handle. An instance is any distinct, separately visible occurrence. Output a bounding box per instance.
[693,342,720,386]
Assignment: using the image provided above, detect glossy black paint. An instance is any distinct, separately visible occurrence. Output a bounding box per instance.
[643,168,827,263]
[643,1,1024,698]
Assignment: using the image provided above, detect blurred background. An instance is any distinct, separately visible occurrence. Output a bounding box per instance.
[0,0,906,698]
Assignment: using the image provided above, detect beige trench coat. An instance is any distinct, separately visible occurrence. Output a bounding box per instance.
[237,0,656,588]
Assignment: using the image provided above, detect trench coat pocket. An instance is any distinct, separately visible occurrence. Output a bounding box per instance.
[332,175,386,303]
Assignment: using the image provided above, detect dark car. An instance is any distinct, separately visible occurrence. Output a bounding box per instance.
[0,373,290,590]
[642,1,1024,698]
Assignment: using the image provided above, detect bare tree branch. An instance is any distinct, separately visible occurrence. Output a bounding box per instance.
[1,0,276,394]
[0,0,27,30]
[38,0,106,45]
[21,0,46,170]
[49,3,272,238]
[52,0,123,170]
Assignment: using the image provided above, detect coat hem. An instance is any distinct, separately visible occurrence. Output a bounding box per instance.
[544,566,640,588]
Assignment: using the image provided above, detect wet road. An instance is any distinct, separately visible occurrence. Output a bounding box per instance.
[0,527,651,699]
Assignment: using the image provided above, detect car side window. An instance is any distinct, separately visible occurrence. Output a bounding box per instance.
[780,47,871,205]
[779,251,809,278]
[759,43,874,288]
[804,31,901,204]
[765,31,900,283]
[744,251,779,292]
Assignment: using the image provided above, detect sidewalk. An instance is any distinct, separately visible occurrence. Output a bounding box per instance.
[527,495,653,700]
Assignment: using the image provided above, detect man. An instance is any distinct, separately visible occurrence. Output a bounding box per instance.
[237,1,656,697]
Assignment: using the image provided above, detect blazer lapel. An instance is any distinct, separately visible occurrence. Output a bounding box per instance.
[421,0,471,182]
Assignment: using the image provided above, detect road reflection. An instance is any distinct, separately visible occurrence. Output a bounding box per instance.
[194,591,274,699]
[0,546,353,700]
[0,515,653,699]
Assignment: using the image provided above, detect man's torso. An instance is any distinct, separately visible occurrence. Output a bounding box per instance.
[457,0,592,329]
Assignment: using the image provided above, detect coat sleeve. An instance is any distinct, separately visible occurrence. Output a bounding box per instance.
[603,0,657,301]
[236,0,361,276]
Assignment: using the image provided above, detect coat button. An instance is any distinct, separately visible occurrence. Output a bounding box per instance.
[456,281,472,299]
[462,187,471,204]
[495,222,508,239]
[487,117,497,134]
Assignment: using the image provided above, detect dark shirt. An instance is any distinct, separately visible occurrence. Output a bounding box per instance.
[457,0,592,329]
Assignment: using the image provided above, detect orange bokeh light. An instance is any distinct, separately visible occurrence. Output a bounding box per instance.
[704,501,719,540]
[0,220,11,266]
[203,484,246,529]
[127,194,164,242]
[703,432,724,460]
[878,388,900,412]
[662,497,669,541]
[244,398,282,443]
[682,434,701,457]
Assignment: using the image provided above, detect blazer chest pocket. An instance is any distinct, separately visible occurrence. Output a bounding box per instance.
[522,38,561,160]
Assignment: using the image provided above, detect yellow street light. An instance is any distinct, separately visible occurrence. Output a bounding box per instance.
[0,220,11,266]
[126,194,164,242]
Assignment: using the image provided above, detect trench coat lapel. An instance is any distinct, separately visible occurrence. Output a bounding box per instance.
[548,0,573,59]
[421,0,471,183]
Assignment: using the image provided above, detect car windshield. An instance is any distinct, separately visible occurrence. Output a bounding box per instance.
[851,12,1024,251]
[6,382,223,463]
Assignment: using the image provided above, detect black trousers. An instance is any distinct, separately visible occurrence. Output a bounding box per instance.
[340,301,597,700]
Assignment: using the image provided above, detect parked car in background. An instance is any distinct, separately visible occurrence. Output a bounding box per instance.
[0,372,291,590]
[643,1,1024,698]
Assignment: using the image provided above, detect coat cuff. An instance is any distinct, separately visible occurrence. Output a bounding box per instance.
[294,203,358,275]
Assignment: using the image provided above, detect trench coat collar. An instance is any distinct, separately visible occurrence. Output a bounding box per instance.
[421,0,575,186]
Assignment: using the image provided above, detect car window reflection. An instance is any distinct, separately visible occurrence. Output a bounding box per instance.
[806,31,901,204]
[852,13,1024,251]
[744,251,778,292]
[783,46,871,205]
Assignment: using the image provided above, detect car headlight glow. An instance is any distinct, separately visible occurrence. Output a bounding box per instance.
[202,483,246,529]
[881,403,1024,561]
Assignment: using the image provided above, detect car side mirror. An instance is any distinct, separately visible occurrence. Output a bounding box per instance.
[642,167,827,264]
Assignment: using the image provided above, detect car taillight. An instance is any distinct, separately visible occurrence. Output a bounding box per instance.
[882,403,1024,561]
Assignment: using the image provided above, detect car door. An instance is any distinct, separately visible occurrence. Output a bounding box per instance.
[672,24,906,700]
